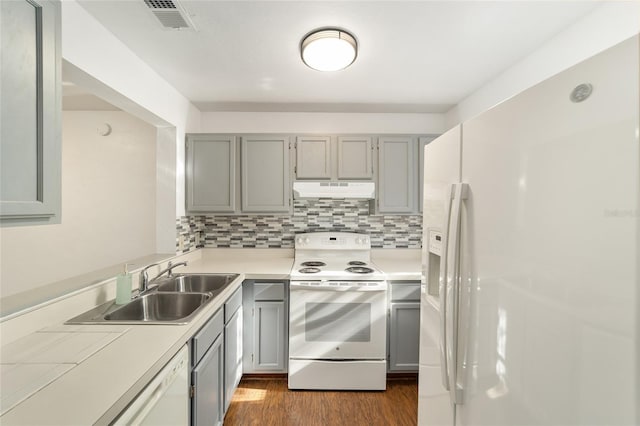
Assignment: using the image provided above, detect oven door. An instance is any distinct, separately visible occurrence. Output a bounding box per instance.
[289,281,387,360]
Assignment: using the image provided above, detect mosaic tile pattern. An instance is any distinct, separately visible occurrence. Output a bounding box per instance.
[176,199,422,251]
[176,216,206,254]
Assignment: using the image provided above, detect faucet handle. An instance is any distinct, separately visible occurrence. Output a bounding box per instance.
[139,262,160,292]
[167,260,188,277]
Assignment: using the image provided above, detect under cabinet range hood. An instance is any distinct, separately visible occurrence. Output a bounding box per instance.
[293,181,375,199]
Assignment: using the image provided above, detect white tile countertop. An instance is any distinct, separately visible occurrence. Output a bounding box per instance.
[372,248,421,281]
[1,280,245,425]
[0,247,421,424]
[179,248,294,279]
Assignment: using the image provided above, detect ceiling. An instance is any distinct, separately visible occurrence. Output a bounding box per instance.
[76,1,599,114]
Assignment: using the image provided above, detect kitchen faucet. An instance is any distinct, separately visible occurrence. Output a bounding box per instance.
[139,261,188,294]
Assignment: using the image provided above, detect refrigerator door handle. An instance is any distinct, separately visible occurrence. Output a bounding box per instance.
[446,183,468,405]
[438,184,455,391]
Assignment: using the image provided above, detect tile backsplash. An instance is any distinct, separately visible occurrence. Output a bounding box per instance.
[176,199,422,252]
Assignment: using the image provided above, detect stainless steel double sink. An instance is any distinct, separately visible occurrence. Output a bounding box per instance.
[66,273,239,325]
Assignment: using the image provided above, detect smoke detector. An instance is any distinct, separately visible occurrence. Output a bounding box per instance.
[144,0,196,30]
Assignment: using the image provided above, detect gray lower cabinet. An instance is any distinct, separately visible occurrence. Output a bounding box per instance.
[223,288,243,411]
[0,0,61,226]
[191,309,224,426]
[185,135,237,213]
[388,281,421,372]
[242,280,288,373]
[377,136,417,213]
[253,301,286,370]
[241,135,291,213]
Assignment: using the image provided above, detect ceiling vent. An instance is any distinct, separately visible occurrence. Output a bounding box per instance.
[144,0,195,30]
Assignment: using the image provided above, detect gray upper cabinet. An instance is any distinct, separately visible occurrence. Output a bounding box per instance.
[184,132,434,215]
[337,136,373,179]
[377,136,417,213]
[418,135,438,213]
[295,136,331,179]
[186,135,237,213]
[1,0,61,226]
[241,135,291,213]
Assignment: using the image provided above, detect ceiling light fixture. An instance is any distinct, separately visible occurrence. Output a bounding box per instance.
[300,28,357,72]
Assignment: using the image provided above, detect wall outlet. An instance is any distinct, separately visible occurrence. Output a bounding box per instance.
[178,235,185,251]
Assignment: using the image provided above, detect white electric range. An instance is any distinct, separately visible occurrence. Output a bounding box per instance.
[288,232,388,391]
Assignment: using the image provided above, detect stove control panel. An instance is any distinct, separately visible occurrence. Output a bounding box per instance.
[295,232,370,250]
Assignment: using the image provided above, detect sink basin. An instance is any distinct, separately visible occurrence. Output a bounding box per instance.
[66,273,239,325]
[104,292,211,322]
[154,273,239,295]
[65,292,213,325]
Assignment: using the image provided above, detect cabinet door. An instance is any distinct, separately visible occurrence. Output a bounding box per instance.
[337,136,373,179]
[1,0,61,226]
[224,307,242,412]
[389,302,420,371]
[295,136,331,179]
[418,135,438,213]
[377,136,417,213]
[186,135,237,213]
[241,135,290,212]
[192,334,224,426]
[253,301,286,371]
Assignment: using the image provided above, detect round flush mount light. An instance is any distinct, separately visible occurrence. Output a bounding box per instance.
[301,28,357,72]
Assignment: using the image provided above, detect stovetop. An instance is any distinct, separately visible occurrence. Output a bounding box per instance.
[290,232,384,281]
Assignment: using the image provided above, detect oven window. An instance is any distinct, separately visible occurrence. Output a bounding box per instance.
[305,303,371,342]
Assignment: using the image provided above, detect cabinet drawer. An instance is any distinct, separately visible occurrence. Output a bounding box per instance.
[254,282,285,301]
[225,287,242,323]
[192,308,224,366]
[390,282,420,301]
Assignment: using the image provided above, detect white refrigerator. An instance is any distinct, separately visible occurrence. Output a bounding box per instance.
[418,35,639,426]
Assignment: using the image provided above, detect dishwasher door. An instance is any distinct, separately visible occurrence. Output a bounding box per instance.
[114,345,189,425]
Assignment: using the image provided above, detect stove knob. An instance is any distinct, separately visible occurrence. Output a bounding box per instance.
[355,237,362,244]
[304,237,310,244]
[296,237,304,245]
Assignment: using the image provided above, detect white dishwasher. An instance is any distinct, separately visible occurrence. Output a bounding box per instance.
[114,345,189,425]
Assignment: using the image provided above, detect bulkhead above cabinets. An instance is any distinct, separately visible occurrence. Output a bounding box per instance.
[185,133,439,216]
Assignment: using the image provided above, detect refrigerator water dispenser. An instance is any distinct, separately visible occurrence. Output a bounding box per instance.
[427,230,442,298]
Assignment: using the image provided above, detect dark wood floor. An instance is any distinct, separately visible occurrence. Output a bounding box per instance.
[224,377,418,426]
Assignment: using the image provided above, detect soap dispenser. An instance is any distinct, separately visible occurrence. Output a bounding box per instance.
[115,263,133,305]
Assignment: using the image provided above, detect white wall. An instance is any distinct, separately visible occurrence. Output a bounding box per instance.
[200,112,445,135]
[61,0,202,229]
[0,111,157,298]
[445,1,640,128]
[156,126,178,253]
